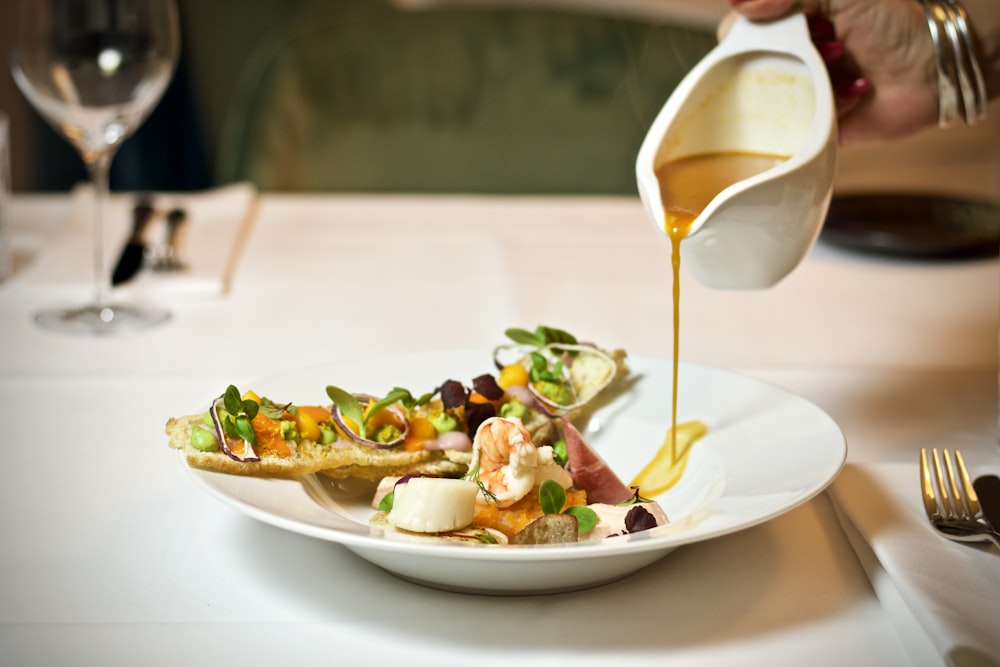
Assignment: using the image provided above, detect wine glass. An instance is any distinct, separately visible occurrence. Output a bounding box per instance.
[11,0,180,335]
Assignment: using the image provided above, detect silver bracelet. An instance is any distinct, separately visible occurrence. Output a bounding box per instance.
[919,0,988,127]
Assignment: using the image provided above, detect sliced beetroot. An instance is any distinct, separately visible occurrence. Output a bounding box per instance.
[439,380,467,410]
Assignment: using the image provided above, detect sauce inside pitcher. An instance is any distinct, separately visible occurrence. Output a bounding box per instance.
[655,150,790,229]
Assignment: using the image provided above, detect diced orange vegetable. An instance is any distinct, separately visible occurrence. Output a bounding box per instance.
[402,416,437,451]
[294,410,321,442]
[297,405,331,422]
[366,406,405,431]
[408,417,437,440]
[251,412,291,458]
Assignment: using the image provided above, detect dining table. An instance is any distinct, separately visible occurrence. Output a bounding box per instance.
[1,184,997,667]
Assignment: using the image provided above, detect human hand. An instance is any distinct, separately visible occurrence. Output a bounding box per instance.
[720,0,939,146]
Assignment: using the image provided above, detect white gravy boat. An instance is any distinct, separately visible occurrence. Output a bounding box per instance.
[636,12,837,289]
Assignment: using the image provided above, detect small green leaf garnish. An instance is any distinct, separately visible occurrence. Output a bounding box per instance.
[364,388,411,422]
[539,479,598,534]
[551,439,568,467]
[219,385,259,448]
[505,325,578,348]
[535,325,578,347]
[390,386,434,409]
[504,327,546,346]
[326,385,366,438]
[475,533,500,545]
[617,486,655,506]
[463,459,499,505]
[259,396,289,420]
[538,479,567,515]
[528,352,564,383]
[377,491,394,512]
[564,505,598,534]
[326,386,411,440]
[223,384,259,420]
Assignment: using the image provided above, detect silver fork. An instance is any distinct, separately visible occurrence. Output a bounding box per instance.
[920,447,1000,547]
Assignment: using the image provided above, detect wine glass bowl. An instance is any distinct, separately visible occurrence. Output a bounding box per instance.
[10,0,180,334]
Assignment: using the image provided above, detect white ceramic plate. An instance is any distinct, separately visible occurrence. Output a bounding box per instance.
[183,350,845,595]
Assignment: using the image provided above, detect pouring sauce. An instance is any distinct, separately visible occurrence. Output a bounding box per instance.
[633,151,788,493]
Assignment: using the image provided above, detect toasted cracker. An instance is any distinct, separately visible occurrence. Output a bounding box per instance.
[166,414,471,479]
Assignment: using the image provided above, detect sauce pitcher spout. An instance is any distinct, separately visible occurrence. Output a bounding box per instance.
[636,12,837,289]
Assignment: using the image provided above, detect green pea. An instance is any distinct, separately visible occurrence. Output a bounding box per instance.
[318,423,337,445]
[429,411,458,433]
[190,423,219,452]
[499,400,528,420]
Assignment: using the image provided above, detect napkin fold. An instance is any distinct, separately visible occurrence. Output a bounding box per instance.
[12,182,257,300]
[829,463,1000,667]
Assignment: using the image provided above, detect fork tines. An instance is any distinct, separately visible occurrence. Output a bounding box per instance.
[920,447,982,521]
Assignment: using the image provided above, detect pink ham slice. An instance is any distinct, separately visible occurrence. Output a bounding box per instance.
[561,418,633,504]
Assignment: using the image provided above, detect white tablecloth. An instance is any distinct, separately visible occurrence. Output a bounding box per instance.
[1,192,997,667]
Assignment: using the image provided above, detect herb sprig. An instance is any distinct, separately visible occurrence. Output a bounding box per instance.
[220,384,259,447]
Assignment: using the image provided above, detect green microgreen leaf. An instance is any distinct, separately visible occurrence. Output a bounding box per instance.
[326,385,365,438]
[505,325,578,348]
[505,327,546,346]
[551,439,568,467]
[616,486,655,506]
[538,479,567,515]
[528,352,566,386]
[223,385,243,415]
[475,533,500,545]
[259,396,287,420]
[390,386,434,409]
[364,388,411,425]
[535,325,577,346]
[564,505,598,534]
[377,491,394,512]
[218,385,259,448]
[233,414,256,444]
[242,398,259,420]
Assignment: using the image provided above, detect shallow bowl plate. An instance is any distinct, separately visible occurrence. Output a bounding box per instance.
[183,350,846,595]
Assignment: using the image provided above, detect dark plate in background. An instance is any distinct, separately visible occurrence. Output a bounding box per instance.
[820,193,1000,259]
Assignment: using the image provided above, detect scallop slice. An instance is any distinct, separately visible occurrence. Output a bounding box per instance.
[388,477,479,533]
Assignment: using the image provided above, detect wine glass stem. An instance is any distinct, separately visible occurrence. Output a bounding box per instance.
[87,153,113,311]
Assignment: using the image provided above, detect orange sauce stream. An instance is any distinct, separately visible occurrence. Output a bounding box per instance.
[633,151,788,494]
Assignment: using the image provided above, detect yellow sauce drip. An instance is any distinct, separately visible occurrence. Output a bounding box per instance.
[633,151,788,495]
[630,419,708,497]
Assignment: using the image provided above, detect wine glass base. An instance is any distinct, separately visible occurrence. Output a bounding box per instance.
[34,303,171,336]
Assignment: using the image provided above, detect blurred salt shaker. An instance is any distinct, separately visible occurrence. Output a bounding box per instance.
[0,111,10,282]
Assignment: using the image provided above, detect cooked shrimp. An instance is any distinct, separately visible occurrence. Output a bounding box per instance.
[469,417,573,507]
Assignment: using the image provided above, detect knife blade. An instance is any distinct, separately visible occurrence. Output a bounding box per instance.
[973,474,1000,530]
[111,199,156,285]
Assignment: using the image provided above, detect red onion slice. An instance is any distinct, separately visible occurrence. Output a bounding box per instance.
[209,394,261,463]
[330,393,410,449]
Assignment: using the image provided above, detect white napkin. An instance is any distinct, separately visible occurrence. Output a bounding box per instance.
[829,463,1000,667]
[12,182,257,300]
